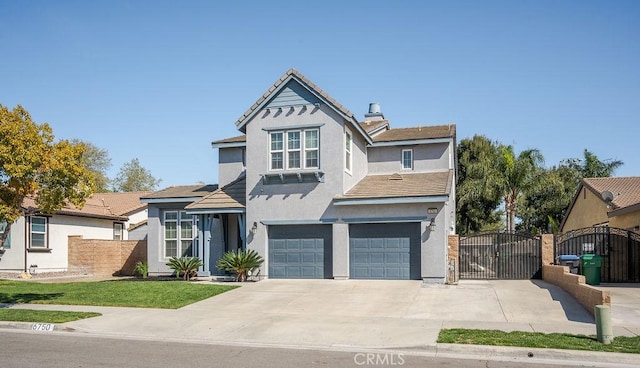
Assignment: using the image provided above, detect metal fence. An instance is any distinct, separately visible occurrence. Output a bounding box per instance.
[555,227,640,283]
[459,232,542,280]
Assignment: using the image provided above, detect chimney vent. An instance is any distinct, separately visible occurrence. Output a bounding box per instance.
[364,102,384,122]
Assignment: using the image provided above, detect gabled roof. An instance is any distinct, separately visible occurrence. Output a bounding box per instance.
[234,68,372,144]
[185,176,246,214]
[359,120,390,137]
[583,177,640,216]
[212,135,246,148]
[21,191,150,221]
[371,124,456,143]
[334,171,453,204]
[560,176,640,230]
[141,185,218,203]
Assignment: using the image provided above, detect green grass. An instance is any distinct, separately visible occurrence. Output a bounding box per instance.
[0,308,101,323]
[438,329,640,354]
[0,279,238,309]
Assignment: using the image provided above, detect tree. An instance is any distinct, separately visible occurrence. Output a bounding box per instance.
[112,158,160,192]
[0,104,95,247]
[564,149,623,178]
[518,164,580,233]
[72,139,112,192]
[456,135,503,235]
[493,146,545,232]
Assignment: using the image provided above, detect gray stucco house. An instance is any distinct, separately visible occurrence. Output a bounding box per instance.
[142,69,456,283]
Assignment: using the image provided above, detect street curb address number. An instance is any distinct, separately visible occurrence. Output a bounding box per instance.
[32,323,55,332]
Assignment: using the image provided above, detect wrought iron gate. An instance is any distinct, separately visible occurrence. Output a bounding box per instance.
[459,232,542,279]
[555,227,640,283]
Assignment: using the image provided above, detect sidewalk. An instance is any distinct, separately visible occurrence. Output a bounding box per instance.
[1,279,639,367]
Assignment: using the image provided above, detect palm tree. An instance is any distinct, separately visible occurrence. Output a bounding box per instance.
[493,146,545,232]
[576,149,623,178]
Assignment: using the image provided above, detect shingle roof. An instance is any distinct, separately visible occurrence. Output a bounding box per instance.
[372,124,456,143]
[141,185,218,200]
[583,177,640,211]
[359,120,389,135]
[212,135,246,145]
[235,68,362,135]
[21,191,150,221]
[185,176,246,211]
[335,171,453,200]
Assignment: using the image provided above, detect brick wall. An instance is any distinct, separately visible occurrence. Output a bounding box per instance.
[447,235,459,284]
[68,236,147,276]
[542,264,610,316]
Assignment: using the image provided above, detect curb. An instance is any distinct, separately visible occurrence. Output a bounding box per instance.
[435,343,640,367]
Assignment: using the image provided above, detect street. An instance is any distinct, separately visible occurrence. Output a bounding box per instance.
[0,330,616,368]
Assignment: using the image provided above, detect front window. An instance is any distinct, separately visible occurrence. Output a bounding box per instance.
[164,211,196,258]
[270,129,319,170]
[30,216,47,248]
[402,149,413,170]
[113,223,123,240]
[345,129,352,173]
[0,220,10,249]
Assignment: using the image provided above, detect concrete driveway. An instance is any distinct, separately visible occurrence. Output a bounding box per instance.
[596,283,640,327]
[18,278,638,350]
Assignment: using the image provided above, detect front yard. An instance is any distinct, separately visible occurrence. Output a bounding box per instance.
[0,279,237,309]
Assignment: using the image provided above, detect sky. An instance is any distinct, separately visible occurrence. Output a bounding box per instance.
[1,0,638,189]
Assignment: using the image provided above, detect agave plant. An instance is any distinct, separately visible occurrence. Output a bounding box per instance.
[216,249,264,282]
[166,256,203,280]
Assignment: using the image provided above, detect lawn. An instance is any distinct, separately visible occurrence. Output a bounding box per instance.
[0,309,101,323]
[438,329,640,354]
[0,279,238,309]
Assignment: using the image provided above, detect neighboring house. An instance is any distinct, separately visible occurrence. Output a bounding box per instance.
[561,177,640,233]
[144,69,457,283]
[0,191,150,272]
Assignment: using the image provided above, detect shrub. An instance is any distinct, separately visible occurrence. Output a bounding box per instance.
[166,257,203,280]
[134,261,148,279]
[216,249,264,282]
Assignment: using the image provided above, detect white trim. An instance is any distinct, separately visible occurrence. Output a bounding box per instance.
[401,148,413,170]
[210,141,246,149]
[334,196,450,206]
[370,137,452,147]
[344,128,353,175]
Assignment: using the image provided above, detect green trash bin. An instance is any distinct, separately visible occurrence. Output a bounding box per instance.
[581,254,602,285]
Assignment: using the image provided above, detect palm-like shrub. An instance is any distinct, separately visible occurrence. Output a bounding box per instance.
[216,249,264,282]
[134,261,148,279]
[166,256,203,280]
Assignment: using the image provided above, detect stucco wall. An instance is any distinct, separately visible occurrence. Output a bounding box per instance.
[610,211,640,232]
[1,215,120,272]
[367,142,451,175]
[562,187,610,231]
[218,147,246,187]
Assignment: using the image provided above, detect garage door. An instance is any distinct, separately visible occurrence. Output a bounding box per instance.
[350,223,421,280]
[268,225,332,279]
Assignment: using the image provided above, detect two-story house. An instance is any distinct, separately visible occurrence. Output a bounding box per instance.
[143,69,456,283]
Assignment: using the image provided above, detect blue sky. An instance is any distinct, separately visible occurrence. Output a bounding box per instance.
[1,0,638,188]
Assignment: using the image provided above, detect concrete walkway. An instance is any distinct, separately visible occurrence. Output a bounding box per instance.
[2,279,640,366]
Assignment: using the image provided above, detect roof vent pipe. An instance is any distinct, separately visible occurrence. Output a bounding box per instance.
[368,103,381,114]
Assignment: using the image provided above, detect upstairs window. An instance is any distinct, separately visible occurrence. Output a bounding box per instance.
[270,128,320,171]
[402,149,413,170]
[345,129,352,173]
[113,223,123,240]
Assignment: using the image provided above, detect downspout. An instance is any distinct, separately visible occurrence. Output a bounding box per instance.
[24,217,28,273]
